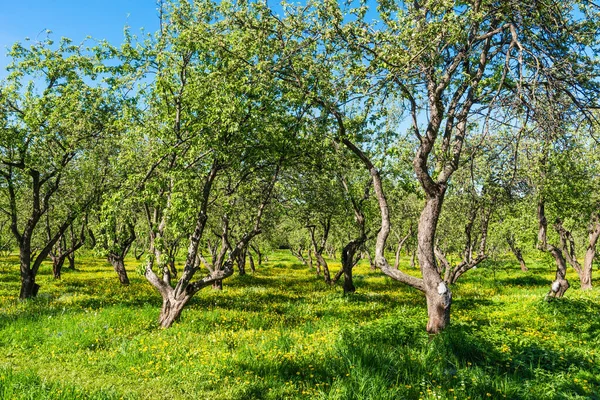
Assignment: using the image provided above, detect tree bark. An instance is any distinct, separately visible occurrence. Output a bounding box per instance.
[418,194,452,334]
[108,254,130,285]
[19,267,40,300]
[316,253,331,284]
[340,237,365,294]
[250,244,262,266]
[506,234,527,272]
[52,255,66,279]
[394,225,413,269]
[248,250,256,273]
[546,246,569,299]
[19,239,38,299]
[581,218,600,290]
[308,222,331,284]
[237,247,247,276]
[66,252,76,270]
[159,294,191,328]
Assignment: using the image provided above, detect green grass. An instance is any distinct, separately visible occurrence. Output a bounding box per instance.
[0,252,599,399]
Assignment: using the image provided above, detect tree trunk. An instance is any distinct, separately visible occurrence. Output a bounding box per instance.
[316,253,331,284]
[546,247,569,299]
[248,251,256,273]
[237,247,246,276]
[581,219,600,290]
[418,194,452,334]
[212,280,223,290]
[66,252,76,270]
[19,242,40,300]
[579,262,592,290]
[169,260,178,279]
[341,238,364,294]
[108,254,130,285]
[507,234,528,272]
[159,295,191,328]
[52,256,66,279]
[251,245,262,266]
[19,269,40,300]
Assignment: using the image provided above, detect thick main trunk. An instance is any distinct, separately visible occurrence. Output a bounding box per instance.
[581,242,595,290]
[237,248,247,276]
[108,255,130,285]
[581,221,600,290]
[418,194,451,334]
[547,247,569,299]
[159,295,191,328]
[19,243,39,299]
[19,270,39,300]
[341,239,363,294]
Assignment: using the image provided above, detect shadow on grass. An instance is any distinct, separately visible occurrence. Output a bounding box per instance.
[497,275,549,288]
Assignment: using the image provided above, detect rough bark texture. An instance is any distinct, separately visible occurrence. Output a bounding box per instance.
[19,268,40,299]
[51,256,66,279]
[340,238,364,293]
[159,294,191,328]
[537,199,570,298]
[546,247,569,299]
[66,252,76,270]
[418,194,452,334]
[108,254,130,285]
[581,218,600,290]
[506,234,527,272]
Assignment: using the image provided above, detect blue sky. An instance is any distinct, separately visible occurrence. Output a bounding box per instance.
[0,1,160,76]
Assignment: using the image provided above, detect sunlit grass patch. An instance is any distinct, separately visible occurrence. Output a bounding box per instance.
[0,252,598,399]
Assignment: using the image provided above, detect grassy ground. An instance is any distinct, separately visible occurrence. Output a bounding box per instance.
[0,251,598,400]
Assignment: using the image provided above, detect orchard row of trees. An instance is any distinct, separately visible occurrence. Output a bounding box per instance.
[1,0,599,333]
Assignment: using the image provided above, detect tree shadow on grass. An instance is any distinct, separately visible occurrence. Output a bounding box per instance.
[497,275,549,288]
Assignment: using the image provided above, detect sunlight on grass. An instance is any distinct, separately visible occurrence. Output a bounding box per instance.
[0,251,599,399]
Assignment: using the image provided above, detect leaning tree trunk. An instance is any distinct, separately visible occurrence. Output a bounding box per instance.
[507,234,527,272]
[108,254,130,285]
[418,194,452,334]
[316,253,331,284]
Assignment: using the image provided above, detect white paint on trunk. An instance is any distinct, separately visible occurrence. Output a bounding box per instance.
[551,280,560,293]
[437,281,448,295]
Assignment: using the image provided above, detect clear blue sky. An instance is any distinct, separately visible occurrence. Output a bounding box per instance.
[0,0,160,77]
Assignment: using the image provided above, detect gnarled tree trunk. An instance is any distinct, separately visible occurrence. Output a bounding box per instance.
[506,233,527,272]
[581,217,600,290]
[418,194,452,334]
[108,254,130,285]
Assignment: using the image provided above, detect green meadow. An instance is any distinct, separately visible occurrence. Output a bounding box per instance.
[0,252,598,400]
